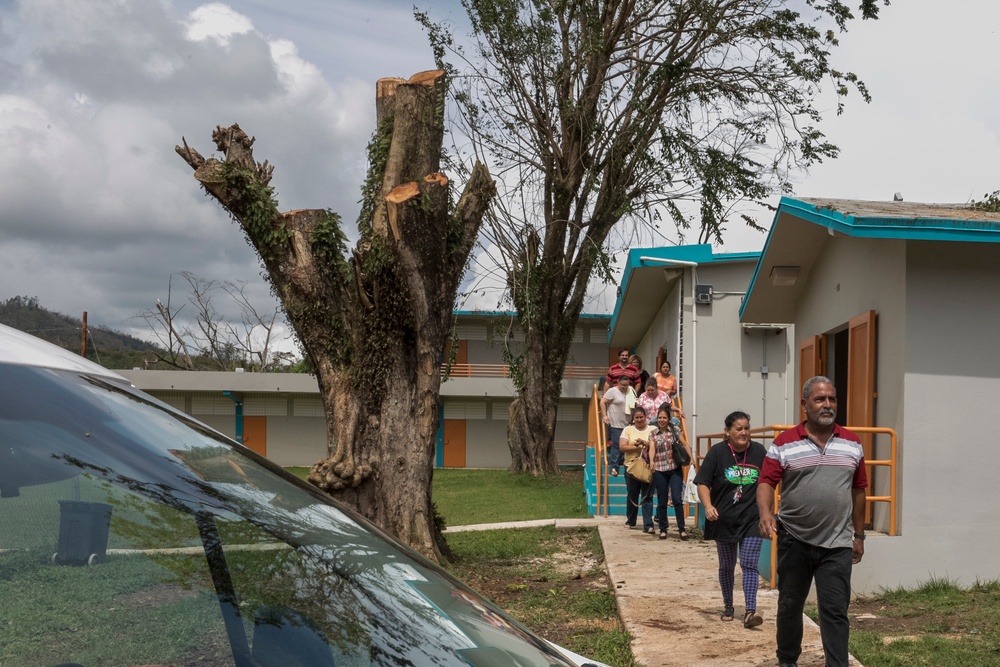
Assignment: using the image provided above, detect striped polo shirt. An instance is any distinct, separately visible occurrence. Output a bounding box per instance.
[760,422,868,549]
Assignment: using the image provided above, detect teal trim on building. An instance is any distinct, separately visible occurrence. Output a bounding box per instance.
[435,403,445,468]
[739,196,1000,320]
[778,196,1000,242]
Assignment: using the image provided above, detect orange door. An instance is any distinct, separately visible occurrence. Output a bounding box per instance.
[847,310,877,435]
[798,335,826,419]
[442,419,466,468]
[243,416,267,457]
[847,309,877,521]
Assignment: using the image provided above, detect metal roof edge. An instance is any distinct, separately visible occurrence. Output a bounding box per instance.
[739,194,1000,320]
[790,197,1000,241]
[611,244,761,341]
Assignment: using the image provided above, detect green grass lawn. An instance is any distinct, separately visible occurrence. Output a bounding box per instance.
[840,577,1000,667]
[285,466,591,527]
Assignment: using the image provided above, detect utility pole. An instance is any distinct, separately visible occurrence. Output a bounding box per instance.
[81,311,88,357]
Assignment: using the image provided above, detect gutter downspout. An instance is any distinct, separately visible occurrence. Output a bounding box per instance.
[637,257,699,438]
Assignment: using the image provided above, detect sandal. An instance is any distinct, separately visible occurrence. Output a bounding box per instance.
[642,526,653,534]
[659,531,667,540]
[743,610,763,628]
[610,469,619,477]
[679,531,689,541]
[721,606,735,622]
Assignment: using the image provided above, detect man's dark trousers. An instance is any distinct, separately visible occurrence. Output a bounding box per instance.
[775,530,853,667]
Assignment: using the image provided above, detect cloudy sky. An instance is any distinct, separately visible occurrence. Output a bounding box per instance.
[2,0,999,350]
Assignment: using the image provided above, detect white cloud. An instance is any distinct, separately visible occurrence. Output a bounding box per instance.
[183,2,253,46]
[0,0,378,334]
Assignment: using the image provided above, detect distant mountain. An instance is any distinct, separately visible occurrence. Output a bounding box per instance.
[0,296,162,368]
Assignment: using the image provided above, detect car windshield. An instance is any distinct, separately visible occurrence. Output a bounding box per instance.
[0,363,574,667]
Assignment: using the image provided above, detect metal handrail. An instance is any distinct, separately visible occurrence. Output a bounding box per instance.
[588,384,608,515]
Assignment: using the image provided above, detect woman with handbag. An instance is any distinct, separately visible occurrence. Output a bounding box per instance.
[648,407,692,540]
[694,410,768,628]
[620,405,655,532]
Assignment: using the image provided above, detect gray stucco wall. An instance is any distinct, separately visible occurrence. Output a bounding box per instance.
[636,260,793,451]
[463,399,590,468]
[782,237,1000,594]
[466,417,516,468]
[850,241,1000,593]
[791,236,906,541]
[264,417,328,466]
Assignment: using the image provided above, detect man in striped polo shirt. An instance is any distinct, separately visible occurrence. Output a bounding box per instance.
[757,376,868,667]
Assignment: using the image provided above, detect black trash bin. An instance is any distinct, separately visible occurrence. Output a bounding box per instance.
[54,500,113,566]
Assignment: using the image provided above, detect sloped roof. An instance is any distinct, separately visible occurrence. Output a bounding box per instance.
[609,244,760,346]
[739,197,1000,323]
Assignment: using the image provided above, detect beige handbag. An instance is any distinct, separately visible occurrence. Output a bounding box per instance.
[626,451,652,483]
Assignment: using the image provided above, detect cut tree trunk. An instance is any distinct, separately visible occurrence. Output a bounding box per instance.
[176,70,494,562]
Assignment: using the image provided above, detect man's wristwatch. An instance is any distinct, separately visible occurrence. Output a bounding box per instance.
[853,533,866,541]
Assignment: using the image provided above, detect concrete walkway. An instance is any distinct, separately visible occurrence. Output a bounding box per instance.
[447,516,863,667]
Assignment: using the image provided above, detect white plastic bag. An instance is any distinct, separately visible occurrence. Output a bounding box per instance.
[684,463,700,504]
[625,386,637,412]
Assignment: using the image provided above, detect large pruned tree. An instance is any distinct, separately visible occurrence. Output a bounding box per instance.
[175,70,495,561]
[419,0,885,474]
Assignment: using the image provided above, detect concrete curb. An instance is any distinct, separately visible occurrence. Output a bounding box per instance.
[443,517,604,533]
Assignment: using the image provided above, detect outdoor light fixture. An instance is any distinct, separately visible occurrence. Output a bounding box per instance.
[769,266,800,286]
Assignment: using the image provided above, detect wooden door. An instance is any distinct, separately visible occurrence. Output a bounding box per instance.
[243,416,267,457]
[798,335,825,419]
[847,309,877,452]
[442,419,467,468]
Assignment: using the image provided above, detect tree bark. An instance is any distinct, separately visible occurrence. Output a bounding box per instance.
[505,298,579,475]
[175,70,495,561]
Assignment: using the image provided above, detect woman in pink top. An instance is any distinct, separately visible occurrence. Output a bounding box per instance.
[637,377,684,421]
[637,377,671,419]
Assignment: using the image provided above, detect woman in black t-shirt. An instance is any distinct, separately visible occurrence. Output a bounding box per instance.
[694,411,767,629]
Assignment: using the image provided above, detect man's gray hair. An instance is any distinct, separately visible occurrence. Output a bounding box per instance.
[802,375,834,401]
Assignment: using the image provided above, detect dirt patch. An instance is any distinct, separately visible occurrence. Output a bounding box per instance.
[850,599,957,636]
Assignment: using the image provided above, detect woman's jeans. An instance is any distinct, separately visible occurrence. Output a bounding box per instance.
[625,472,653,528]
[607,426,624,472]
[650,467,685,532]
